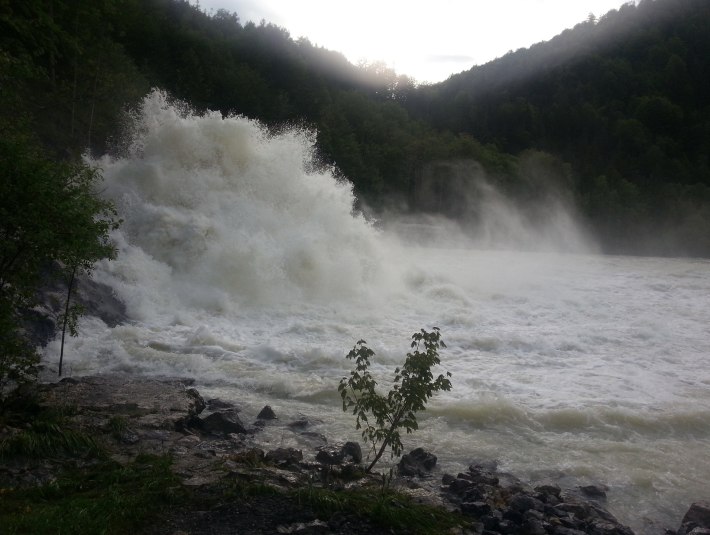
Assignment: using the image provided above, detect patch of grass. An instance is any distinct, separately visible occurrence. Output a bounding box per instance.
[293,485,469,534]
[0,454,185,535]
[0,420,102,459]
[0,406,102,460]
[107,414,129,440]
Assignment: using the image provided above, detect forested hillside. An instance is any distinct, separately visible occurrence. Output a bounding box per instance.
[409,0,710,254]
[2,0,709,255]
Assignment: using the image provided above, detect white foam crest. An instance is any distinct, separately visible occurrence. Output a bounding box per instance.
[92,90,399,315]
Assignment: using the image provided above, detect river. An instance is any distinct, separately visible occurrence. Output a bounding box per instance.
[44,90,710,533]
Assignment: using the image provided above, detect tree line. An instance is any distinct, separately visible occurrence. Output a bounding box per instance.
[408,0,710,254]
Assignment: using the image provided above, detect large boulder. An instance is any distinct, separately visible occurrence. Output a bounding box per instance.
[200,411,247,435]
[678,502,710,535]
[398,447,437,477]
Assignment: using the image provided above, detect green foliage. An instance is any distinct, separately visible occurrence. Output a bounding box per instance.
[338,328,452,473]
[0,421,101,461]
[295,484,468,534]
[0,455,184,535]
[0,128,120,394]
[0,404,102,460]
[2,0,708,290]
[410,0,710,254]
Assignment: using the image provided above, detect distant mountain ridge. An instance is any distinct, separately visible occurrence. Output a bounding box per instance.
[408,0,710,253]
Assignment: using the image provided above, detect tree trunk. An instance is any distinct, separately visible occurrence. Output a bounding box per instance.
[58,265,77,377]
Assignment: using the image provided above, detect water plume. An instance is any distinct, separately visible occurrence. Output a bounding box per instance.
[91,90,397,316]
[390,156,597,253]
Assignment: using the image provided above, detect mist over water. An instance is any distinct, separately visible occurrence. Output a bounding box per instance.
[45,91,710,533]
[96,90,400,314]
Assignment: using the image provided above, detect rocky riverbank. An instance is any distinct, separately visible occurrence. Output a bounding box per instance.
[1,375,708,534]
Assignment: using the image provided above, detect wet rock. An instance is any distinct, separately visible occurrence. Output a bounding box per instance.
[523,516,547,535]
[341,441,362,463]
[461,501,492,516]
[39,376,205,429]
[315,445,344,465]
[257,405,277,420]
[679,502,710,535]
[73,275,127,327]
[441,455,634,535]
[580,484,609,500]
[25,270,128,348]
[535,482,562,498]
[185,388,206,415]
[398,447,437,477]
[200,411,247,435]
[442,473,456,485]
[553,527,588,535]
[553,502,591,520]
[509,493,544,513]
[470,459,499,472]
[315,441,362,465]
[265,447,303,465]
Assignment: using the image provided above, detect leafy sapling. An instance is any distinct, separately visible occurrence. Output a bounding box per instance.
[338,327,452,473]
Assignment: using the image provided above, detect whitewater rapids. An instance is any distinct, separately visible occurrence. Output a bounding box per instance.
[44,91,710,533]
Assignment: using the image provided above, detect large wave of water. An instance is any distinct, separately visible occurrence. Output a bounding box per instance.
[43,91,710,533]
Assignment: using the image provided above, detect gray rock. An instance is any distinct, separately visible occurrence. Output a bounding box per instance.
[509,493,544,513]
[683,502,710,529]
[461,501,492,516]
[678,502,710,535]
[200,411,247,435]
[265,447,303,465]
[315,445,344,465]
[580,484,609,499]
[341,441,362,463]
[398,447,437,477]
[316,441,362,465]
[535,482,562,498]
[553,502,591,520]
[186,388,206,415]
[442,473,456,485]
[257,405,277,420]
[523,517,547,535]
[39,376,204,429]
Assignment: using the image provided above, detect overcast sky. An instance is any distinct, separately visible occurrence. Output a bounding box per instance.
[193,0,633,83]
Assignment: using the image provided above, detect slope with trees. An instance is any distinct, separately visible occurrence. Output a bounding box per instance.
[408,0,710,254]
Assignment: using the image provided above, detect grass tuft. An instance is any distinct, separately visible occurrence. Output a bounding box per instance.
[0,455,185,535]
[294,485,469,534]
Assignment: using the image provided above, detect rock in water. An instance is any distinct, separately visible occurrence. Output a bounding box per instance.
[257,405,277,420]
[200,411,247,435]
[398,447,437,477]
[678,502,710,535]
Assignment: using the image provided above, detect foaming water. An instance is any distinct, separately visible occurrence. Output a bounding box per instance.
[93,90,400,315]
[43,91,710,534]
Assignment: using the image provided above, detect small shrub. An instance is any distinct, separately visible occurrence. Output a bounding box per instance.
[338,327,452,473]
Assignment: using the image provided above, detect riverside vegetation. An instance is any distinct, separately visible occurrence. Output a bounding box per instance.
[3,376,706,534]
[0,375,469,535]
[339,328,452,473]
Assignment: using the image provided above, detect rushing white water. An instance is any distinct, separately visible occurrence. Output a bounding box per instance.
[44,91,710,533]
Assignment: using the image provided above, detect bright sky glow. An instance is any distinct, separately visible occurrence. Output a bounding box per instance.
[194,0,633,83]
